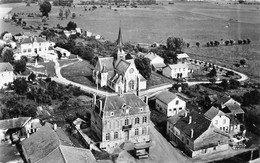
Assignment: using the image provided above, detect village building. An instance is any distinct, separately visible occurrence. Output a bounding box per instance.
[0,117,41,143]
[92,27,147,93]
[21,123,96,163]
[215,95,241,108]
[0,62,14,89]
[144,52,165,72]
[162,53,191,79]
[155,91,186,117]
[168,110,230,158]
[204,106,230,133]
[91,93,151,151]
[20,36,52,57]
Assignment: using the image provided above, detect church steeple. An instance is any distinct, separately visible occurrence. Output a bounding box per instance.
[116,22,123,47]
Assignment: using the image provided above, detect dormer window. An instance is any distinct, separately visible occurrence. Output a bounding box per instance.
[111,112,114,116]
[140,108,143,112]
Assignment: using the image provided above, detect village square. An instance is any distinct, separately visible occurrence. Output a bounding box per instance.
[0,0,260,163]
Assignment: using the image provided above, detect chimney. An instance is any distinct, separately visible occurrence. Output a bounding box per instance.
[188,116,192,124]
[191,128,194,138]
[53,123,57,130]
[144,96,148,104]
[99,100,103,115]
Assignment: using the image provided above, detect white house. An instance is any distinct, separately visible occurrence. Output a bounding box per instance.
[155,91,186,117]
[204,106,230,133]
[0,62,14,89]
[215,95,241,109]
[20,36,51,57]
[145,52,165,71]
[162,53,190,79]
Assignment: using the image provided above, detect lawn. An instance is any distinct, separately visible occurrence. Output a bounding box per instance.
[58,58,79,67]
[27,61,56,77]
[147,72,173,88]
[185,44,260,81]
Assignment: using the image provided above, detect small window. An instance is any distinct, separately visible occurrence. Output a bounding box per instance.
[106,133,110,140]
[143,116,147,123]
[135,117,140,124]
[179,107,182,110]
[140,108,143,112]
[220,127,222,130]
[182,137,184,142]
[135,128,139,135]
[142,127,146,135]
[179,68,181,72]
[223,119,226,125]
[23,49,27,53]
[213,146,216,150]
[176,100,179,105]
[28,49,31,52]
[183,68,185,71]
[169,109,172,111]
[215,120,218,125]
[186,139,189,145]
[39,48,41,51]
[125,119,129,125]
[114,132,118,139]
[111,112,114,116]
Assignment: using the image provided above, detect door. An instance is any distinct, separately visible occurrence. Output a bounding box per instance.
[125,130,129,141]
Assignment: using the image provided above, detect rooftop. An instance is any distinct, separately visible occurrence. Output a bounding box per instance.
[98,57,114,72]
[115,59,131,74]
[156,91,178,104]
[177,53,189,59]
[204,106,226,120]
[0,62,13,72]
[0,117,31,130]
[223,104,245,115]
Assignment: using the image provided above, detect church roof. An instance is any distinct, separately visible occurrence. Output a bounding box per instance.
[98,57,114,72]
[115,59,130,74]
[116,25,123,46]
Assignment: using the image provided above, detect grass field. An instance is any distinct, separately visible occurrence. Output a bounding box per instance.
[2,2,260,81]
[27,61,56,77]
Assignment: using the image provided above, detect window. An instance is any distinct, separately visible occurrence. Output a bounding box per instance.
[114,132,118,139]
[223,119,226,125]
[179,107,182,110]
[135,128,139,135]
[220,127,222,130]
[135,117,140,124]
[176,100,179,105]
[28,49,31,52]
[215,120,218,125]
[169,109,172,111]
[23,49,27,53]
[140,108,143,112]
[129,80,135,90]
[186,139,189,145]
[143,116,147,123]
[142,127,146,135]
[106,133,110,140]
[125,119,129,125]
[179,68,181,72]
[182,137,184,142]
[183,68,185,71]
[39,48,41,51]
[111,112,114,116]
[213,146,216,150]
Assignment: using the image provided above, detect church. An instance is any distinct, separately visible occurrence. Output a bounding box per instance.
[92,27,147,94]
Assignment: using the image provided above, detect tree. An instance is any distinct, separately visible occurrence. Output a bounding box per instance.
[230,40,234,45]
[28,72,36,82]
[196,42,200,48]
[13,78,28,95]
[65,8,71,19]
[243,89,260,106]
[229,79,240,89]
[42,16,47,24]
[238,40,243,45]
[220,79,229,90]
[57,50,62,60]
[209,77,217,85]
[226,70,234,77]
[240,59,246,66]
[225,40,229,46]
[59,9,63,20]
[39,1,52,17]
[22,104,37,117]
[21,56,28,62]
[66,21,77,30]
[164,50,177,64]
[247,38,251,44]
[72,13,76,19]
[166,37,185,52]
[207,66,217,78]
[134,56,152,79]
[2,48,14,62]
[14,60,27,73]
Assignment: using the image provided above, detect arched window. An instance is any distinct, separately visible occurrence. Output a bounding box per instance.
[125,119,129,126]
[114,132,118,139]
[106,133,110,140]
[135,117,140,124]
[142,127,146,135]
[129,80,135,90]
[143,116,147,123]
[135,128,139,136]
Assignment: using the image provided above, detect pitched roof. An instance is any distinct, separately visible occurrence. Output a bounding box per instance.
[207,94,219,103]
[21,37,33,44]
[97,93,147,112]
[34,37,46,43]
[224,104,245,114]
[174,110,211,140]
[0,117,31,130]
[98,57,114,72]
[115,59,130,74]
[145,52,160,61]
[116,26,123,46]
[215,95,231,105]
[22,123,74,163]
[167,63,189,69]
[177,53,189,59]
[156,91,178,104]
[0,62,13,72]
[167,110,187,125]
[204,106,225,120]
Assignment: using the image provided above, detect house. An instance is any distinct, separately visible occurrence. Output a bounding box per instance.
[144,52,165,72]
[92,27,146,94]
[75,27,82,34]
[215,95,241,109]
[170,110,230,158]
[162,53,191,79]
[21,123,96,163]
[205,94,219,106]
[20,36,51,57]
[91,93,151,151]
[0,117,41,143]
[0,62,14,89]
[155,91,186,117]
[204,107,230,133]
[222,103,245,123]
